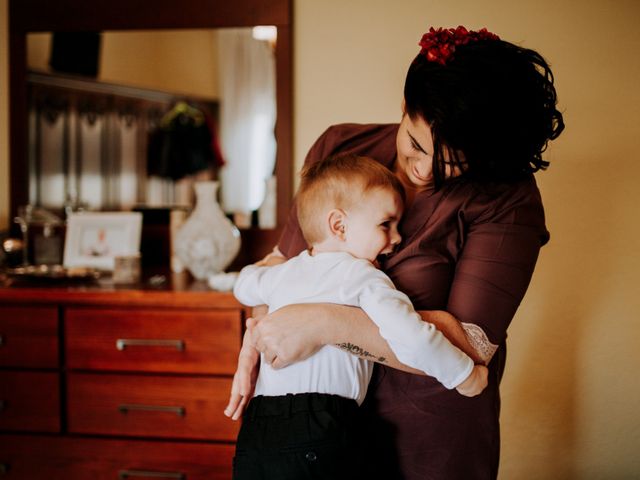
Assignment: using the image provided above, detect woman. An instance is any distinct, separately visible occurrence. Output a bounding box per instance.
[249,26,564,479]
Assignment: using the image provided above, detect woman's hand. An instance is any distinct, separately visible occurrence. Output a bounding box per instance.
[249,304,330,369]
[255,246,286,267]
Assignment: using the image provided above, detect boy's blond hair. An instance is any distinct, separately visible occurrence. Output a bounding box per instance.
[296,154,405,246]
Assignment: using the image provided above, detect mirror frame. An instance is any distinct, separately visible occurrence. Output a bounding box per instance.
[8,0,293,230]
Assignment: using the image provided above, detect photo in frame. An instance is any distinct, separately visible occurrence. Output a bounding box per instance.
[63,212,142,270]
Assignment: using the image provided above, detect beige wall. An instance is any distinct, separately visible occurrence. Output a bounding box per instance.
[295,0,640,478]
[1,0,639,477]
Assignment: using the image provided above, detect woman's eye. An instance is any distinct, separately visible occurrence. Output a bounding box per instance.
[410,141,431,158]
[379,221,390,229]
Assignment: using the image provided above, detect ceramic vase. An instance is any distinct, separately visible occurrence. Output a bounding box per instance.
[174,181,241,280]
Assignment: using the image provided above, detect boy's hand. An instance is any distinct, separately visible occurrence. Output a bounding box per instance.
[455,364,488,397]
[224,326,260,420]
[255,246,286,267]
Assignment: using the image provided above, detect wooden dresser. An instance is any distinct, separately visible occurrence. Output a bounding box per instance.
[0,275,244,479]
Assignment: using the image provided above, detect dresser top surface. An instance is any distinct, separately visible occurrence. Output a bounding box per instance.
[0,270,241,309]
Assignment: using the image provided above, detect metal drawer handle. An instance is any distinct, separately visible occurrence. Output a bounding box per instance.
[118,403,186,417]
[0,334,4,346]
[118,469,185,479]
[115,339,185,351]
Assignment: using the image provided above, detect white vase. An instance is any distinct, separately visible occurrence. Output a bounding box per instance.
[174,181,241,280]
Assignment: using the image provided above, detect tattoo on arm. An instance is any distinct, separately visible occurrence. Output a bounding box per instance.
[335,342,387,364]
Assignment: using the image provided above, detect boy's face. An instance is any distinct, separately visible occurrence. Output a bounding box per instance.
[343,187,403,262]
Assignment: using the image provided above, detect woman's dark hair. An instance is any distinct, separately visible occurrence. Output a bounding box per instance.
[404,38,565,188]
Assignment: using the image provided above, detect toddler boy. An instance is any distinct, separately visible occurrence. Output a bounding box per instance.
[227,154,487,479]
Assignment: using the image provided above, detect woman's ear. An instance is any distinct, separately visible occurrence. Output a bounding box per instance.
[327,209,347,240]
[401,98,406,115]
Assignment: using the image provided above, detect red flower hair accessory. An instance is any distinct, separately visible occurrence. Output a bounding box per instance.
[418,26,500,65]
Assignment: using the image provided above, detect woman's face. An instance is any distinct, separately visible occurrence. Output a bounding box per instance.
[395,111,464,189]
[396,112,435,189]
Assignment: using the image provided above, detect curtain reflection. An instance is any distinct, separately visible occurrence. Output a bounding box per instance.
[27,73,219,212]
[218,28,277,222]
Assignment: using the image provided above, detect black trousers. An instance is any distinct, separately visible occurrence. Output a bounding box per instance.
[232,393,365,480]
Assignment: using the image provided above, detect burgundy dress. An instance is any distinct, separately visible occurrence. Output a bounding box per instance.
[278,124,549,480]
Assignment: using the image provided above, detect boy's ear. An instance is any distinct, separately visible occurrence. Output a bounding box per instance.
[327,209,347,240]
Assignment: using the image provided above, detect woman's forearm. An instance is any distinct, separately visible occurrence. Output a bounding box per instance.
[251,303,485,372]
[251,302,422,373]
[321,304,425,375]
[326,306,486,369]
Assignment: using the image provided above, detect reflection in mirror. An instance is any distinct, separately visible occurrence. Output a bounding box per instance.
[26,28,277,228]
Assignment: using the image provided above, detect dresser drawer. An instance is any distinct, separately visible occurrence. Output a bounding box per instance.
[0,434,234,479]
[65,307,242,374]
[0,371,60,433]
[0,306,58,368]
[67,372,239,441]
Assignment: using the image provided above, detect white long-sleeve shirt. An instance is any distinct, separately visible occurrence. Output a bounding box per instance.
[234,250,473,405]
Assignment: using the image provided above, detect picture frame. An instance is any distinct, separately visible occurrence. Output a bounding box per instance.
[63,212,142,270]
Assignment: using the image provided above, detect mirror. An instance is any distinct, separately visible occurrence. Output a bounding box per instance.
[9,0,293,263]
[26,28,277,229]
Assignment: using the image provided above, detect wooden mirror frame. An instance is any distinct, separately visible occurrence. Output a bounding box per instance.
[8,0,293,235]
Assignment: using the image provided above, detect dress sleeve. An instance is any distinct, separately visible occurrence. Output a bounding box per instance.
[342,260,473,389]
[277,202,306,259]
[446,185,549,347]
